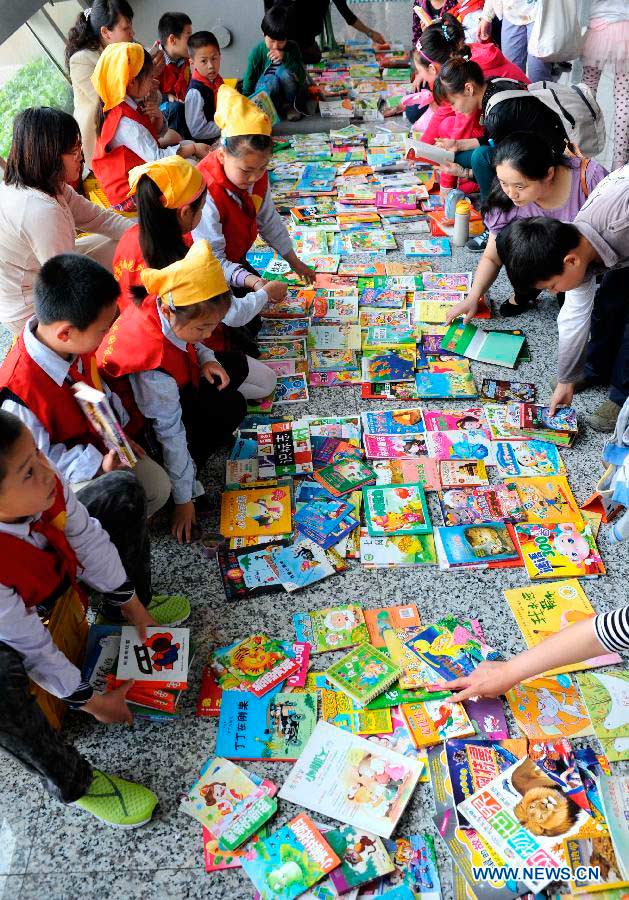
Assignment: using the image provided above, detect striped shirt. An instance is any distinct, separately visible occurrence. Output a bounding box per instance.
[595,606,629,652]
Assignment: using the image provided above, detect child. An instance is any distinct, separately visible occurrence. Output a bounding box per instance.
[91,41,209,207]
[98,240,251,543]
[242,3,307,122]
[0,410,160,826]
[195,84,315,315]
[156,11,193,136]
[184,30,224,143]
[442,606,629,701]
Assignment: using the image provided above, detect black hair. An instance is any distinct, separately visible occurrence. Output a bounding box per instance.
[485,132,570,213]
[34,254,120,330]
[222,134,274,156]
[0,411,25,487]
[95,46,152,135]
[66,0,134,66]
[261,4,290,40]
[4,107,80,197]
[136,173,207,270]
[416,14,469,67]
[188,30,220,55]
[495,218,581,290]
[157,11,192,45]
[131,285,231,322]
[433,57,484,106]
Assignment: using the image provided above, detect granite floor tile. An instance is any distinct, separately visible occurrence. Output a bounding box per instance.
[0,876,23,900]
[0,764,42,875]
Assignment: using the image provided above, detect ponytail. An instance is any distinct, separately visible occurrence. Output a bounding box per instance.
[433,57,484,105]
[136,175,207,270]
[416,14,469,67]
[65,0,134,67]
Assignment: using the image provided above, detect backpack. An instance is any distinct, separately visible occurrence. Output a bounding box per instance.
[484,80,606,157]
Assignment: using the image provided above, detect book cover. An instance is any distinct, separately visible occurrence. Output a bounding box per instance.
[510,475,582,525]
[363,325,416,348]
[443,738,527,825]
[372,458,440,490]
[439,459,489,487]
[439,485,526,526]
[294,604,368,653]
[116,626,189,685]
[241,813,341,899]
[359,309,411,328]
[257,420,313,478]
[414,371,478,400]
[506,675,593,740]
[481,379,536,404]
[404,238,451,257]
[576,671,629,762]
[494,440,566,478]
[378,834,442,899]
[362,408,424,436]
[597,776,629,880]
[217,544,284,602]
[269,539,337,592]
[279,721,423,839]
[311,437,362,469]
[312,295,359,321]
[364,434,427,460]
[219,485,292,538]
[514,521,605,579]
[211,635,298,697]
[441,322,524,368]
[363,483,432,537]
[319,689,393,735]
[324,643,402,707]
[309,349,360,372]
[464,695,509,740]
[203,827,268,873]
[517,403,578,434]
[435,523,521,568]
[308,323,362,351]
[274,373,310,403]
[361,348,416,384]
[72,383,136,468]
[422,407,487,433]
[406,617,499,681]
[401,698,475,748]
[314,458,377,496]
[425,430,495,464]
[364,605,421,648]
[326,826,395,893]
[258,340,307,361]
[216,690,318,761]
[359,530,438,568]
[383,627,442,691]
[258,318,310,340]
[421,272,471,292]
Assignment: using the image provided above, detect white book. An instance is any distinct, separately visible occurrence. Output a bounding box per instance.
[116,626,189,684]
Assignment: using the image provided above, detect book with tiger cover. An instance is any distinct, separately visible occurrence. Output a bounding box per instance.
[211,635,299,697]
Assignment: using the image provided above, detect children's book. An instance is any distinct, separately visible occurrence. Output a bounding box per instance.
[363,483,431,537]
[422,272,471,292]
[597,776,629,880]
[514,521,605,579]
[307,415,361,443]
[359,288,407,309]
[319,688,393,736]
[308,323,362,351]
[115,626,189,686]
[258,340,307,362]
[212,635,299,696]
[312,295,359,321]
[400,698,475,748]
[508,403,578,435]
[279,721,423,839]
[294,604,368,653]
[310,349,360,372]
[324,644,402,707]
[412,291,464,325]
[503,580,622,675]
[349,231,397,252]
[443,738,528,825]
[274,373,310,403]
[269,539,337,592]
[359,309,411,329]
[510,475,582,525]
[72,383,136,468]
[414,371,478,400]
[219,485,292,538]
[480,379,536,404]
[363,434,427,460]
[215,690,318,761]
[314,458,377,497]
[577,671,629,762]
[363,325,416,349]
[461,695,509,740]
[203,827,269,873]
[257,420,313,478]
[494,440,566,478]
[441,321,525,368]
[258,318,311,340]
[376,834,442,900]
[180,757,277,848]
[405,617,499,681]
[506,675,593,740]
[425,430,495,464]
[422,407,486,433]
[363,605,421,648]
[439,459,489,488]
[359,530,438,568]
[404,238,450,257]
[439,485,526,526]
[225,458,260,487]
[326,826,395,893]
[217,543,284,602]
[361,409,424,436]
[361,348,416,384]
[435,523,521,569]
[372,458,441,491]
[311,437,362,469]
[241,813,341,899]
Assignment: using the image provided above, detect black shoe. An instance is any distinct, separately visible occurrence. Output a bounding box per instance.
[499,296,531,317]
[466,230,488,252]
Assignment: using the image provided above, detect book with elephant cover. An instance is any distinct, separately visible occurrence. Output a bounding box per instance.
[576,671,629,762]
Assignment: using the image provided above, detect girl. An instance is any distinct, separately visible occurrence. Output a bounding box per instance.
[98,240,253,543]
[0,107,131,335]
[194,84,316,309]
[91,42,209,208]
[447,132,607,319]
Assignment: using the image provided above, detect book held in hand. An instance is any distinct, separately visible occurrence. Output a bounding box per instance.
[115,626,189,686]
[72,382,136,468]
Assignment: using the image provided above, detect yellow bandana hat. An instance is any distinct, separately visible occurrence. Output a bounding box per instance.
[91,42,146,111]
[141,240,228,308]
[127,157,206,208]
[214,84,272,137]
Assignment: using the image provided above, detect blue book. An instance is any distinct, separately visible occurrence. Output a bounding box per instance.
[294,497,353,536]
[216,689,317,761]
[414,371,478,399]
[435,523,520,566]
[362,409,425,436]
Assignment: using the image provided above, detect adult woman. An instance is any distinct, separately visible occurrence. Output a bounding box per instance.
[445,132,607,321]
[0,107,132,335]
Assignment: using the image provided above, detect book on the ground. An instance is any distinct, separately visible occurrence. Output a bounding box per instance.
[326,825,395,893]
[278,721,423,838]
[422,406,486,433]
[425,430,495,464]
[494,440,566,478]
[379,833,441,899]
[576,671,629,762]
[216,543,285,602]
[257,420,313,478]
[216,690,318,761]
[314,457,377,496]
[400,698,475,748]
[359,529,438,568]
[241,813,341,899]
[372,458,441,491]
[72,382,137,468]
[363,483,431,537]
[439,459,489,487]
[324,643,402,706]
[116,626,189,686]
[506,675,593,740]
[362,408,424,436]
[319,687,393,736]
[597,776,629,880]
[362,348,416,384]
[219,485,292,538]
[508,402,578,435]
[364,604,421,647]
[405,617,498,681]
[269,538,337,592]
[480,379,536,403]
[435,523,521,569]
[363,433,427,460]
[441,321,525,368]
[212,635,299,696]
[383,627,442,691]
[308,322,362,351]
[294,603,368,653]
[404,238,450,257]
[439,485,526,526]
[414,370,478,400]
[514,521,605,579]
[274,373,310,403]
[510,475,582,525]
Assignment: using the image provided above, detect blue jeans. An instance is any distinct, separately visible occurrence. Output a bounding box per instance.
[584,269,629,406]
[255,65,299,110]
[159,99,190,139]
[500,18,556,83]
[455,144,495,201]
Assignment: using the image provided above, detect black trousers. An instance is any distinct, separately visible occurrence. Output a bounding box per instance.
[585,268,629,406]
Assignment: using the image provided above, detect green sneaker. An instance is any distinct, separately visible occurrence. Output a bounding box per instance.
[97,594,190,628]
[73,770,158,828]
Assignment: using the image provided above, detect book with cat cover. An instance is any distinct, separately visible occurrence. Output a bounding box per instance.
[400,698,475,748]
[241,813,341,899]
[510,475,582,525]
[441,321,524,369]
[219,485,292,538]
[438,485,526,526]
[314,458,377,497]
[514,521,605,579]
[326,826,395,893]
[506,676,593,740]
[294,604,368,653]
[439,459,489,487]
[279,721,424,839]
[319,689,393,735]
[363,605,421,648]
[211,635,299,697]
[116,626,189,686]
[422,406,487,434]
[576,671,629,762]
[215,690,318,762]
[494,440,566,478]
[361,408,424,436]
[363,434,427,460]
[324,644,402,707]
[414,370,478,399]
[269,538,337,592]
[372,458,440,490]
[363,483,431,537]
[257,420,313,479]
[435,523,522,570]
[425,430,495,464]
[359,530,438,568]
[481,379,536,404]
[361,348,416,384]
[503,580,621,675]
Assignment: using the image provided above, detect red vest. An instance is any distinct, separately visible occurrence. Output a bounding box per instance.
[197,152,268,262]
[0,478,86,610]
[0,334,106,452]
[97,297,200,388]
[158,57,191,101]
[92,101,160,206]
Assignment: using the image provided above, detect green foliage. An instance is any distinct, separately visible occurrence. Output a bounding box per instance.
[0,57,72,158]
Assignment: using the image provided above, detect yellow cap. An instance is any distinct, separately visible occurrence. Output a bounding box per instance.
[215,84,272,137]
[127,157,206,208]
[141,240,228,308]
[91,42,146,111]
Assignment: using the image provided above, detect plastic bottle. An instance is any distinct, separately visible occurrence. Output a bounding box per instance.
[453,198,471,247]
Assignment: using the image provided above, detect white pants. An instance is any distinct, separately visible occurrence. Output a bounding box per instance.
[238,355,278,400]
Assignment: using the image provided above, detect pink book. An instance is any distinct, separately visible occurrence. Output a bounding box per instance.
[375,190,418,210]
[423,407,489,435]
[364,433,427,459]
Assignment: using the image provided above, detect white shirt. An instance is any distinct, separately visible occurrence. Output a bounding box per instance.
[0,481,127,698]
[0,182,131,326]
[184,87,221,142]
[109,96,180,163]
[482,0,538,25]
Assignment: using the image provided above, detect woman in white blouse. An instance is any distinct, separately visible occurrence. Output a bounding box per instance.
[0,107,132,335]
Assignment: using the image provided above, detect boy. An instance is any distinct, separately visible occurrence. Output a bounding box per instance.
[0,410,160,826]
[242,3,307,122]
[184,31,224,143]
[157,11,193,135]
[496,164,629,432]
[0,254,189,625]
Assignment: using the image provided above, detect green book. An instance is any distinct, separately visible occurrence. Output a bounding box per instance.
[441,320,525,369]
[324,643,402,707]
[366,684,451,709]
[314,457,376,496]
[363,483,432,537]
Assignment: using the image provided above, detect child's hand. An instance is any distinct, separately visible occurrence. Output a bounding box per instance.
[202,360,230,390]
[101,449,124,473]
[549,382,574,417]
[445,297,479,326]
[435,138,459,151]
[268,48,284,63]
[291,258,316,284]
[172,500,196,544]
[264,280,289,301]
[178,140,210,159]
[149,41,166,74]
[369,29,386,45]
[120,593,157,643]
[440,161,467,177]
[83,681,135,725]
[439,661,519,702]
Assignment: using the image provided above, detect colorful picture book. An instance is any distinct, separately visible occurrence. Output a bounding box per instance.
[362,408,424,436]
[425,430,495,463]
[326,825,395,892]
[363,434,427,460]
[115,626,189,686]
[314,457,377,496]
[216,690,318,761]
[325,643,402,706]
[480,379,536,404]
[363,604,421,647]
[211,635,299,696]
[506,675,593,740]
[294,603,368,652]
[274,373,310,403]
[577,670,629,762]
[359,530,438,568]
[403,238,450,257]
[363,483,431,536]
[441,321,525,369]
[372,458,440,490]
[400,697,475,748]
[510,475,582,525]
[494,440,566,478]
[438,485,526,526]
[219,485,292,538]
[269,539,337,592]
[439,459,489,487]
[514,521,605,579]
[257,420,313,478]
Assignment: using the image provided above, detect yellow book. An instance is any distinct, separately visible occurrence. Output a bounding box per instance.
[400,698,475,748]
[503,580,621,676]
[383,628,435,690]
[510,475,583,525]
[219,485,292,538]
